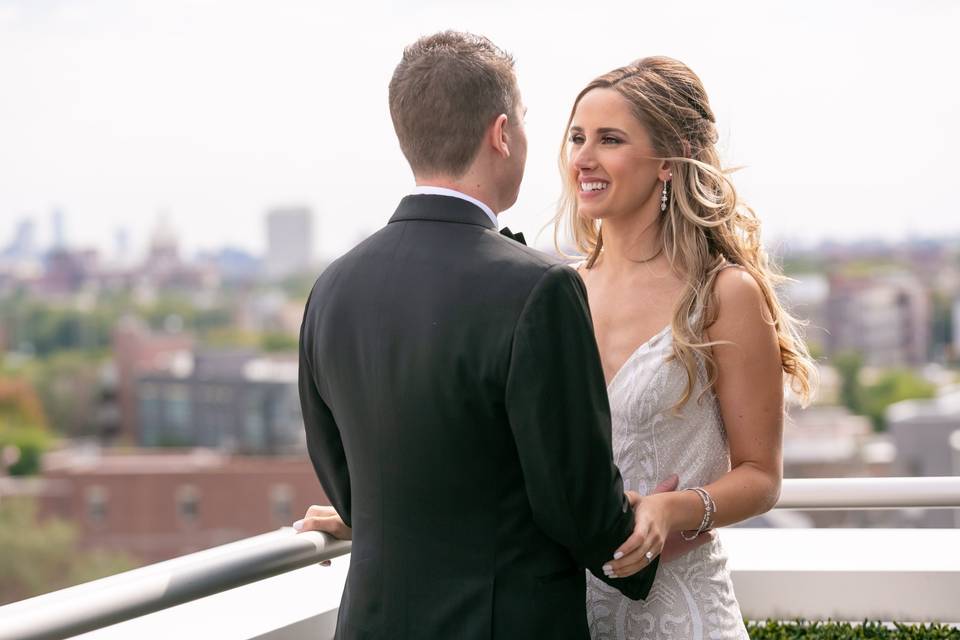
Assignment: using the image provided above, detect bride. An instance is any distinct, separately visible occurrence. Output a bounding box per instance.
[559,56,815,639]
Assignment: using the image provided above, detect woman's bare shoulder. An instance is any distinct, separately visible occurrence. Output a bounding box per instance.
[709,264,773,340]
[713,264,763,305]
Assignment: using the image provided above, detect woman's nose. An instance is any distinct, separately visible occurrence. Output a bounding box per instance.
[572,145,597,170]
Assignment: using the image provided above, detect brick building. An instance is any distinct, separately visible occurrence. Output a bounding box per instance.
[36,448,329,564]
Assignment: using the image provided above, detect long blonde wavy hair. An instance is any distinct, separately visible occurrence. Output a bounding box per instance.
[554,56,816,408]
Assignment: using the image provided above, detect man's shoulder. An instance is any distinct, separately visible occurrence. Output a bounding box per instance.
[313,226,389,280]
[479,230,576,284]
[309,222,581,304]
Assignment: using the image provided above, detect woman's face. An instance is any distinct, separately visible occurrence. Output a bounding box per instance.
[567,88,667,223]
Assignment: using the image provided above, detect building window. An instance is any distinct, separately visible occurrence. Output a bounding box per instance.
[271,484,293,525]
[86,485,108,526]
[176,484,200,525]
[244,391,266,452]
[165,384,192,430]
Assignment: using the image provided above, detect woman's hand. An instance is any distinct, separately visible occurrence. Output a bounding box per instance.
[602,473,712,578]
[604,490,671,579]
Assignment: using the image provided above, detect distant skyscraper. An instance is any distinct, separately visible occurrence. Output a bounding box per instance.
[265,207,314,279]
[114,227,130,263]
[51,207,65,250]
[3,218,36,258]
[146,212,180,267]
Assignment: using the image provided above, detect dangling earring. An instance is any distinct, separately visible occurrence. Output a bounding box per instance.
[660,173,672,212]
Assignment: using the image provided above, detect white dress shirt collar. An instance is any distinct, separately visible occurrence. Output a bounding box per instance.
[410,185,498,229]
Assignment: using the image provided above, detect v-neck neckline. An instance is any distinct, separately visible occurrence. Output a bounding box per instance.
[604,324,671,391]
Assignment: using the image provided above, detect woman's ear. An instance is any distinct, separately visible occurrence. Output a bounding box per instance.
[658,161,672,183]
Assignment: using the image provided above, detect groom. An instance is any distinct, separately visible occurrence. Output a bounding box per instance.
[298,32,659,639]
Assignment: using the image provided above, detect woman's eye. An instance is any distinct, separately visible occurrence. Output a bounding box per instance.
[568,134,585,144]
[601,136,621,144]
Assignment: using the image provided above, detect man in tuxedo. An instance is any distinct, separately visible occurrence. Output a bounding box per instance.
[297,31,659,639]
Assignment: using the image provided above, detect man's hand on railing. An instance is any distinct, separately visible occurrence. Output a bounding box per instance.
[293,505,352,565]
[294,504,352,539]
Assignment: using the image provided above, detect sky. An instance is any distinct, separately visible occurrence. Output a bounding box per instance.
[1,0,958,260]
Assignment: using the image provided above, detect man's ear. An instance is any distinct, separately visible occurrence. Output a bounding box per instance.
[489,113,511,159]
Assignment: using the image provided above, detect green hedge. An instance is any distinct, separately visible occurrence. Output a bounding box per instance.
[746,621,960,639]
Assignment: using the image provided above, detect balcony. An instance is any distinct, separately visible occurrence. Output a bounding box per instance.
[2,477,959,640]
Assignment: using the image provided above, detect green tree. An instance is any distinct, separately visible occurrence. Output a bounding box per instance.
[20,352,107,438]
[0,498,138,605]
[833,351,865,415]
[202,327,261,349]
[261,332,298,352]
[279,272,318,300]
[140,294,234,337]
[830,352,937,431]
[861,369,937,431]
[0,378,52,475]
[20,306,113,356]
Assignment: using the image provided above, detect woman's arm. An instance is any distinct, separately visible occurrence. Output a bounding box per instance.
[608,267,783,577]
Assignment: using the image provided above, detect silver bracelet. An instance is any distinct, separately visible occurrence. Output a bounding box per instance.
[680,487,716,541]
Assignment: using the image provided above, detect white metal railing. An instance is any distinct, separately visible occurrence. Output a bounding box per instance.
[1,477,958,640]
[776,476,960,509]
[0,529,351,640]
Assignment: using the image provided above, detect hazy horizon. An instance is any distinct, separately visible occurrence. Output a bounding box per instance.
[2,0,958,260]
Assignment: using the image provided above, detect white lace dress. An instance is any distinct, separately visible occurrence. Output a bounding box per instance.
[585,324,749,640]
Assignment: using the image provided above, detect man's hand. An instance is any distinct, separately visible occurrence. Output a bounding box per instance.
[293,504,352,567]
[294,504,352,539]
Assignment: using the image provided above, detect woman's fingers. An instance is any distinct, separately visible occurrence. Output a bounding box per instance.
[612,486,674,572]
[613,527,644,561]
[614,496,648,559]
[607,523,663,577]
[606,542,661,578]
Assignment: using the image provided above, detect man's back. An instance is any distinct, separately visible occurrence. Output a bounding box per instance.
[299,195,657,639]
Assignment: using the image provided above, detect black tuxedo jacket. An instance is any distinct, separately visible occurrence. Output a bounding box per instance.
[298,195,658,639]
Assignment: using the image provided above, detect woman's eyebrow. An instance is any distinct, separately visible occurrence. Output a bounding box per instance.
[597,127,628,136]
[568,125,629,137]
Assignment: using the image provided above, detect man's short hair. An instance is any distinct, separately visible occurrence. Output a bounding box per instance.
[389,31,519,178]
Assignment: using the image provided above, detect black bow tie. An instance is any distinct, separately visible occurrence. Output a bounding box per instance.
[500,227,526,246]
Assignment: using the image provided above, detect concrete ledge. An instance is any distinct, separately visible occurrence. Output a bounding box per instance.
[723,528,960,622]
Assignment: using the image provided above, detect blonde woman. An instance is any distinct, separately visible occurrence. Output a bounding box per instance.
[558,57,815,639]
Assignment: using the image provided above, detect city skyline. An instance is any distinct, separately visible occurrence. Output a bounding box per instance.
[2,0,959,259]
